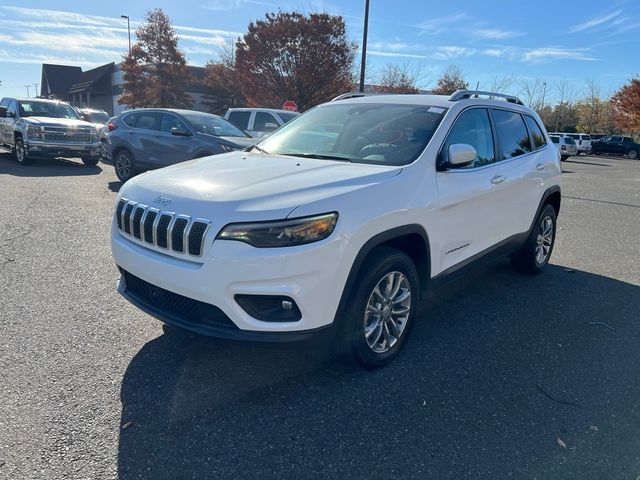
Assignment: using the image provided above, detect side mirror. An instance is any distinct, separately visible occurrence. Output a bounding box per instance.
[263,122,278,131]
[170,127,191,137]
[0,107,6,118]
[448,143,477,168]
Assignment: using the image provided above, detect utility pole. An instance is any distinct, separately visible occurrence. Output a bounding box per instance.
[541,82,547,110]
[121,15,131,54]
[24,85,30,98]
[33,83,39,98]
[358,0,370,93]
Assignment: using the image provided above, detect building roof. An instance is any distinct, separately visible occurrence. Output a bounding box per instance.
[68,63,115,93]
[41,64,83,96]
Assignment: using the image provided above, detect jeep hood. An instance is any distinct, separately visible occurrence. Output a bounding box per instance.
[121,151,402,220]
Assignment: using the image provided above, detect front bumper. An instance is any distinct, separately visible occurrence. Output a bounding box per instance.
[26,140,102,158]
[111,220,355,339]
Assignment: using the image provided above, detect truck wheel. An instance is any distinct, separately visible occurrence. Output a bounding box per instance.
[15,138,34,166]
[337,247,420,370]
[628,149,638,160]
[82,156,100,167]
[511,204,557,274]
[114,149,136,182]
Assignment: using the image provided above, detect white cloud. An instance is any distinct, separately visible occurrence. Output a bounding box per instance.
[202,0,278,11]
[434,46,475,60]
[569,10,623,33]
[416,13,467,35]
[368,50,428,59]
[522,47,597,63]
[471,28,524,40]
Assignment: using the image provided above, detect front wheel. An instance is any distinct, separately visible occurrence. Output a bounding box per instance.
[628,149,638,160]
[337,247,420,369]
[15,138,34,165]
[114,149,135,182]
[511,204,557,274]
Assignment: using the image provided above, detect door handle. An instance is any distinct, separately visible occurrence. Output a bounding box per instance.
[490,175,505,184]
[536,163,545,171]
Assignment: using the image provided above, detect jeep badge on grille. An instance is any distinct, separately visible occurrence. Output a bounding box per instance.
[153,195,172,206]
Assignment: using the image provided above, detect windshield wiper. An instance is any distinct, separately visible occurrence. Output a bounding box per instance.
[249,144,270,154]
[280,153,352,162]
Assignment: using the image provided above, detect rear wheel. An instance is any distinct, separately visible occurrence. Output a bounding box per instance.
[15,137,34,166]
[628,149,638,160]
[511,204,557,274]
[337,247,420,369]
[114,149,135,182]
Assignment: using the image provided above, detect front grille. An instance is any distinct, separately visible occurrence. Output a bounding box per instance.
[115,199,210,259]
[43,127,94,143]
[122,269,237,331]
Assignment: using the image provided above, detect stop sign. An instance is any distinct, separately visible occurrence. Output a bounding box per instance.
[282,100,298,112]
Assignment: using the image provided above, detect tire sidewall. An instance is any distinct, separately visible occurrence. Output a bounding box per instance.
[15,138,28,164]
[628,150,638,160]
[115,149,134,182]
[532,204,557,271]
[343,248,420,369]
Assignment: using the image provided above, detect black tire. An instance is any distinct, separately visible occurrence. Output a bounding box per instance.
[100,140,108,161]
[114,148,135,182]
[336,247,420,370]
[628,149,638,160]
[560,156,568,161]
[81,156,100,167]
[14,137,34,166]
[511,204,557,274]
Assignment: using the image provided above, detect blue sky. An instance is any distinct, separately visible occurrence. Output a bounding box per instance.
[0,0,638,104]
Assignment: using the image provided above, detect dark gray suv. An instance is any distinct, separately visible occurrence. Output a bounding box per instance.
[107,108,255,182]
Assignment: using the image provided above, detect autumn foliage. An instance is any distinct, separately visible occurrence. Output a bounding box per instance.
[611,77,640,133]
[235,12,355,111]
[431,65,469,96]
[119,9,193,109]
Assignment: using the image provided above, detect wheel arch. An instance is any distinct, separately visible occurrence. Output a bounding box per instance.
[332,225,431,326]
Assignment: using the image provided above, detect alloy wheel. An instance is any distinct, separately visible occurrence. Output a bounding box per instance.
[363,271,412,354]
[16,142,25,163]
[535,216,554,265]
[116,153,131,180]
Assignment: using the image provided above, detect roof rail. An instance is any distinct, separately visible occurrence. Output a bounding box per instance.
[331,92,386,101]
[449,90,524,105]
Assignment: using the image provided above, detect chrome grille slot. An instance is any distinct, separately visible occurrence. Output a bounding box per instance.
[156,214,173,249]
[115,198,210,259]
[43,127,93,143]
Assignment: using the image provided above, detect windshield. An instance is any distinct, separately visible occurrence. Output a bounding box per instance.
[182,113,249,138]
[19,101,80,120]
[258,103,447,166]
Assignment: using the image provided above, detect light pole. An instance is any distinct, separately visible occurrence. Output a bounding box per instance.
[121,15,131,54]
[541,82,547,110]
[358,0,370,93]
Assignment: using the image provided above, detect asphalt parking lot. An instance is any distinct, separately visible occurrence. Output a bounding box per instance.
[1,152,639,480]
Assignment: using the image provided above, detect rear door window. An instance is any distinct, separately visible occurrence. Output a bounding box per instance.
[135,112,161,131]
[254,112,279,132]
[524,116,547,150]
[492,109,532,159]
[227,111,251,130]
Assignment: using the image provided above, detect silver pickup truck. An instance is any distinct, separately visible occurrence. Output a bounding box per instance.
[0,97,102,166]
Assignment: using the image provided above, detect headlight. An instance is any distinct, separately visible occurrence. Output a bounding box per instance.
[27,125,44,139]
[217,212,338,247]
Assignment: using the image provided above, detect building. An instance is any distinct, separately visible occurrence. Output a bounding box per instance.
[40,62,208,116]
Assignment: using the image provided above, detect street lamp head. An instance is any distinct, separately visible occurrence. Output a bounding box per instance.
[121,15,129,19]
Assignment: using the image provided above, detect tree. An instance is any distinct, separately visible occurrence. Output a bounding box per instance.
[373,63,424,94]
[431,65,468,95]
[201,42,246,114]
[235,12,356,111]
[119,8,193,109]
[517,77,547,111]
[611,77,640,133]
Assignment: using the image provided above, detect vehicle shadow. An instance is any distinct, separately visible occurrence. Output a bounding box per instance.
[0,152,102,176]
[118,262,640,479]
[108,181,122,193]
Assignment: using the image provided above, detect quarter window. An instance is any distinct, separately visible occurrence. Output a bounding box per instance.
[122,113,137,128]
[524,115,547,150]
[442,108,495,168]
[492,109,532,159]
[254,112,279,132]
[135,112,161,131]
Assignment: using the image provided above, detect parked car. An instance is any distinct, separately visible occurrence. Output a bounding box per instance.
[591,135,639,159]
[107,108,256,182]
[549,135,577,160]
[77,108,110,125]
[111,89,561,369]
[0,97,102,166]
[224,108,300,138]
[551,132,591,155]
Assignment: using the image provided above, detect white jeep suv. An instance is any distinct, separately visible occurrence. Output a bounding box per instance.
[111,90,562,369]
